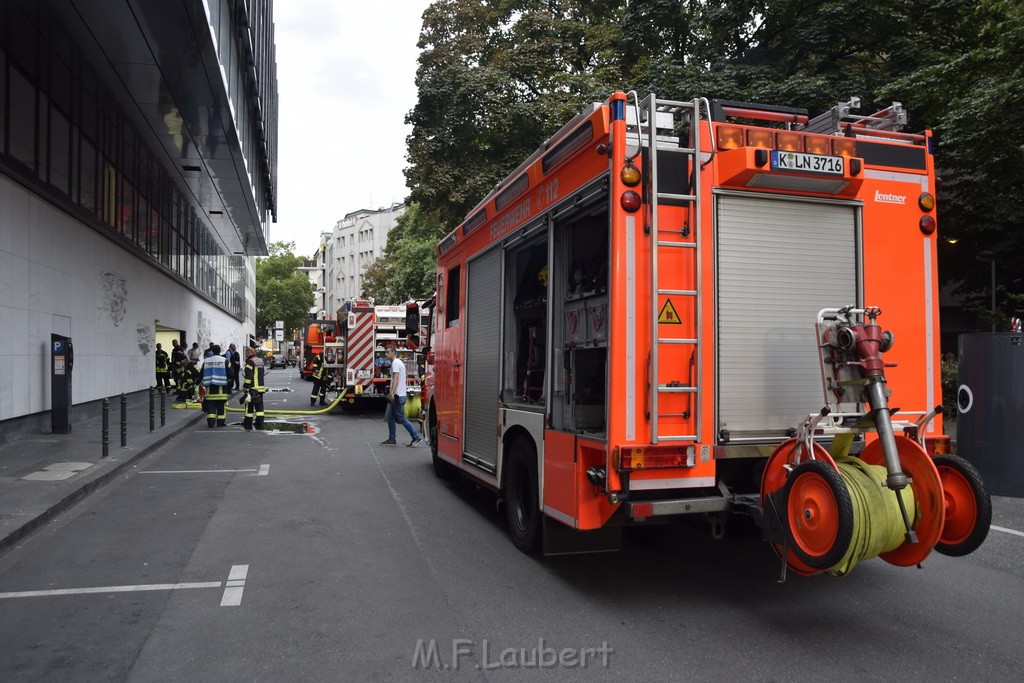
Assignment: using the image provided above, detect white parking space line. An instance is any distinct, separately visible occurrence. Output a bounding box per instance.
[991,525,1024,538]
[0,582,222,599]
[257,464,270,476]
[220,564,249,607]
[140,469,260,474]
[0,564,253,607]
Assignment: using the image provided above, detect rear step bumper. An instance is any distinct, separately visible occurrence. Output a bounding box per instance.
[625,482,733,520]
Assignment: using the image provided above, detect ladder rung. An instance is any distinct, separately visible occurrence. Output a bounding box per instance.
[658,386,697,393]
[658,413,692,418]
[654,99,698,112]
[656,146,696,155]
[658,289,697,296]
[657,193,697,202]
[657,338,697,345]
[654,435,699,442]
[656,241,696,248]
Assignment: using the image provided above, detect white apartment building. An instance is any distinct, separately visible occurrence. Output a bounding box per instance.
[319,204,405,316]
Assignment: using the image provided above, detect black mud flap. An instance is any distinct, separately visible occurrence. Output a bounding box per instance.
[542,516,622,555]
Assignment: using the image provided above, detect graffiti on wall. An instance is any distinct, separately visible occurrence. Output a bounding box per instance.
[99,271,127,326]
[137,321,153,354]
[197,311,211,350]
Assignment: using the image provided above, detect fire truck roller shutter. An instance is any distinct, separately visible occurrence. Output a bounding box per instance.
[464,247,503,469]
[716,194,859,439]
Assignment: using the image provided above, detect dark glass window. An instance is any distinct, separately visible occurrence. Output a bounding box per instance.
[9,65,36,168]
[445,265,461,327]
[49,105,71,195]
[0,51,7,155]
[79,135,97,215]
[37,92,48,182]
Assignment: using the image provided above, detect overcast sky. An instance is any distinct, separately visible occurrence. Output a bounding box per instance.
[270,1,432,257]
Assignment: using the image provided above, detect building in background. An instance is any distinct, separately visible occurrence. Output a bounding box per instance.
[0,0,278,440]
[320,203,405,314]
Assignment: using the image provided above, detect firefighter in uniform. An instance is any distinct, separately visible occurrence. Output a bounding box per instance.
[241,347,267,430]
[170,339,185,386]
[155,343,171,392]
[174,359,199,405]
[309,350,328,406]
[200,344,229,427]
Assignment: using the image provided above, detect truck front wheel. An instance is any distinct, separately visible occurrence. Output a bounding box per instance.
[504,436,541,554]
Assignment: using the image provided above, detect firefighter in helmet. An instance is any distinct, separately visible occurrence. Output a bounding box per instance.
[309,349,328,406]
[155,343,171,392]
[241,346,267,430]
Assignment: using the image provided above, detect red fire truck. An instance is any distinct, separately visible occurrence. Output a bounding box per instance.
[423,92,990,574]
[328,299,428,415]
[298,318,338,381]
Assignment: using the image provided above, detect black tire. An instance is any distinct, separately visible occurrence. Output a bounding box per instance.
[932,454,991,557]
[504,436,542,554]
[429,404,456,480]
[783,460,854,570]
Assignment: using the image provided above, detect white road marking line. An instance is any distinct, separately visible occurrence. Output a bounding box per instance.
[257,464,270,476]
[0,582,222,599]
[140,469,260,474]
[220,564,249,607]
[991,525,1024,538]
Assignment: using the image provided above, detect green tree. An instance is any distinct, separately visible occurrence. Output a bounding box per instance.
[405,0,625,232]
[405,0,1023,320]
[361,204,445,302]
[255,241,314,338]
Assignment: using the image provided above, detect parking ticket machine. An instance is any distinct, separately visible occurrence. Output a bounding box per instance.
[51,334,73,434]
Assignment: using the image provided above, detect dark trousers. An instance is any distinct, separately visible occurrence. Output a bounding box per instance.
[156,372,171,391]
[243,390,265,430]
[310,376,328,405]
[230,370,240,391]
[203,386,228,427]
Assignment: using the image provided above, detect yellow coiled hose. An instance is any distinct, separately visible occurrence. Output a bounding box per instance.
[829,456,916,576]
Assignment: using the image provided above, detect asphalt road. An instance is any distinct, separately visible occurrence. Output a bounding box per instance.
[0,367,1022,681]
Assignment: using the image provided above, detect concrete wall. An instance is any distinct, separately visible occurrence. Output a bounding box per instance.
[0,174,247,422]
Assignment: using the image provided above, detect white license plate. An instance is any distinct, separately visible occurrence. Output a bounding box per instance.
[356,369,372,379]
[771,151,845,175]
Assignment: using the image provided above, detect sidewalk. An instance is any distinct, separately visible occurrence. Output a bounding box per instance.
[0,390,213,556]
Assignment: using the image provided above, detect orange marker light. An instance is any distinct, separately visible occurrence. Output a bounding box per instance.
[804,135,830,155]
[621,164,641,187]
[919,193,935,211]
[777,132,802,152]
[716,126,744,150]
[746,129,774,149]
[832,138,857,157]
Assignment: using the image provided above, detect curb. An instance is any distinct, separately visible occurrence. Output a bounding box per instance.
[0,410,206,558]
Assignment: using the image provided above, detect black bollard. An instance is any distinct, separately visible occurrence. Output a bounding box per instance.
[160,390,166,427]
[101,398,110,458]
[149,387,155,432]
[120,393,127,447]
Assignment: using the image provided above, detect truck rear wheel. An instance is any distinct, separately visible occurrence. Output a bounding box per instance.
[504,436,541,554]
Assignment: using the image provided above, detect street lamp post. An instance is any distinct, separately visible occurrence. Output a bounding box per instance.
[976,250,997,332]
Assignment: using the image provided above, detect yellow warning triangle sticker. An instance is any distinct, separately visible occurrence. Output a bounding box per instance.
[658,299,682,324]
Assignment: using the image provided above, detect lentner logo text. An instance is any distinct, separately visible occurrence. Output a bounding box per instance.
[874,190,906,204]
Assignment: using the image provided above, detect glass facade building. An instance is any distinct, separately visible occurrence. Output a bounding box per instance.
[0,0,279,433]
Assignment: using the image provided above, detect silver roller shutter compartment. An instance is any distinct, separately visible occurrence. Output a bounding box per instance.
[717,195,859,437]
[464,247,502,465]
